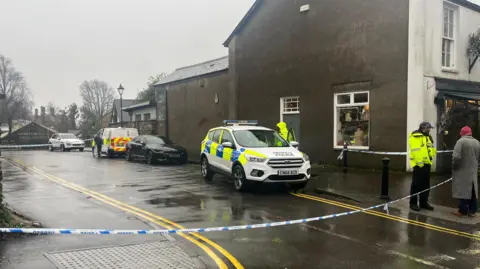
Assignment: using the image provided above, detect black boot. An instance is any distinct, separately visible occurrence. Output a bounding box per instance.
[420,203,434,211]
[410,204,421,211]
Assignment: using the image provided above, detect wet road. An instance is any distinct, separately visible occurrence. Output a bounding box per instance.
[2,150,480,269]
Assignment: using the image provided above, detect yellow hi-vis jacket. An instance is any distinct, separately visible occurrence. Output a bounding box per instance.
[276,122,296,142]
[409,131,437,168]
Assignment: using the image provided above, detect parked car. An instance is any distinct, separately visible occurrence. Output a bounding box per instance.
[126,135,188,164]
[200,120,311,192]
[48,133,85,152]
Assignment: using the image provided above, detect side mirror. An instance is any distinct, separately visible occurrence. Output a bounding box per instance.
[290,141,299,148]
[222,142,233,148]
[141,141,146,146]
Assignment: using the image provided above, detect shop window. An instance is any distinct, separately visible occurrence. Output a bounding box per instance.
[135,114,141,122]
[282,97,300,113]
[334,91,370,149]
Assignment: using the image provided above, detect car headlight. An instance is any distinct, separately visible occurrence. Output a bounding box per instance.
[245,154,266,163]
[66,143,72,146]
[302,153,310,162]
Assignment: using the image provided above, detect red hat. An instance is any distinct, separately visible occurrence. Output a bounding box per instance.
[460,126,472,137]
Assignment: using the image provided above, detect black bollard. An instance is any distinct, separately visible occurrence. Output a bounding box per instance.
[380,157,390,200]
[342,143,348,174]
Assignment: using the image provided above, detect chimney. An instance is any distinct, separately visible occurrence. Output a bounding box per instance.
[35,108,38,122]
[40,106,45,124]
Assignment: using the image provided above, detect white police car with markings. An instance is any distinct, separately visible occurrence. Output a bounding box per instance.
[200,120,311,192]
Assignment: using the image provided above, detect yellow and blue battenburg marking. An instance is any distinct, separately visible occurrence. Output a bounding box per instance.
[203,140,245,162]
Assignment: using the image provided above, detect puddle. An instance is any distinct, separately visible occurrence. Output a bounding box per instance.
[117,183,149,188]
[137,185,172,192]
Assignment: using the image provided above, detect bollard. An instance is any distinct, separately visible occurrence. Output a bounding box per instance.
[342,143,348,174]
[380,157,390,200]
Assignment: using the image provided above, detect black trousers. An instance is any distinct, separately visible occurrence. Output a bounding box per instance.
[96,145,102,158]
[410,164,431,206]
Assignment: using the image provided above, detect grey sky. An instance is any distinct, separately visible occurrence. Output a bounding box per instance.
[0,0,255,110]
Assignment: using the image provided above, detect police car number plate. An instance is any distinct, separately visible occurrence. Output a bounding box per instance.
[278,170,298,176]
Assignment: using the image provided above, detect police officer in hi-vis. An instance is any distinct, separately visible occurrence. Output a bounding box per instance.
[408,122,437,212]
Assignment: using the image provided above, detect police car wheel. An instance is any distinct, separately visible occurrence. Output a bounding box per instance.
[201,156,213,181]
[233,165,249,192]
[48,144,53,152]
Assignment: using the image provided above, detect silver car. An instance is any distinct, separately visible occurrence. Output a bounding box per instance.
[48,133,85,152]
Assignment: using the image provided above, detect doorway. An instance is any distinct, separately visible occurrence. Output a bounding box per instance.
[280,97,300,142]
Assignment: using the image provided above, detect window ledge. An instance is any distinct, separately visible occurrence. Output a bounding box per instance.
[441,68,459,74]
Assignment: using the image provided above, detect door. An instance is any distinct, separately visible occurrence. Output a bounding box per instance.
[138,136,148,158]
[102,129,110,153]
[283,114,300,143]
[218,130,235,172]
[129,136,143,157]
[209,129,223,168]
[281,97,300,143]
[51,134,59,148]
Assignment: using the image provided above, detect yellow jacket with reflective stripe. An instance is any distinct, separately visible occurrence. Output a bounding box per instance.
[409,131,436,168]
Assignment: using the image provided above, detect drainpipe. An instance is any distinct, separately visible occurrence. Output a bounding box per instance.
[165,87,169,139]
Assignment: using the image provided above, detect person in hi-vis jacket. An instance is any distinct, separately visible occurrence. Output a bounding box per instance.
[408,122,437,212]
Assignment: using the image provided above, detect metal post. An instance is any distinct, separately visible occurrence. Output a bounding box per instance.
[380,157,391,200]
[120,95,123,127]
[342,142,348,174]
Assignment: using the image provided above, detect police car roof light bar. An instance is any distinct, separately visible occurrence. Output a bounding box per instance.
[223,120,258,126]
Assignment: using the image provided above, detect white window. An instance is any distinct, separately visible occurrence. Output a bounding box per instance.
[334,91,370,149]
[281,97,300,113]
[442,3,456,69]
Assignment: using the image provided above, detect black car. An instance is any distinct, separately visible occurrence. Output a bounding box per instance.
[126,135,188,164]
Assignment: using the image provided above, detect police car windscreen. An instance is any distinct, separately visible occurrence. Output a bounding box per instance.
[233,130,289,148]
[111,129,139,138]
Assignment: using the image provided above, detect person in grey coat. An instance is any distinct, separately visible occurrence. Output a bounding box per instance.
[452,126,479,217]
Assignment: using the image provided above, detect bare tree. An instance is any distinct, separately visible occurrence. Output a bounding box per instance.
[67,102,79,129]
[0,54,33,133]
[79,80,116,120]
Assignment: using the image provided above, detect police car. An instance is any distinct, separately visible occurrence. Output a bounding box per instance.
[200,120,311,192]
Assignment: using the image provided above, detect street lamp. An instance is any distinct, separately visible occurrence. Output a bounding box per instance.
[117,84,125,127]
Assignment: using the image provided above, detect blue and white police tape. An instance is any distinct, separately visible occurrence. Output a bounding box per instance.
[337,149,453,160]
[0,144,50,149]
[0,178,452,235]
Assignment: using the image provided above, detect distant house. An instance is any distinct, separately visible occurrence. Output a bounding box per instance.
[33,106,68,132]
[1,121,57,145]
[121,101,157,135]
[110,99,134,127]
[122,101,157,122]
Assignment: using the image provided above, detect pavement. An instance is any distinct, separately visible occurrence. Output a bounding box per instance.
[0,150,479,269]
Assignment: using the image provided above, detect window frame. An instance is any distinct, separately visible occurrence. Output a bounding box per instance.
[280,96,300,119]
[441,2,457,70]
[144,113,151,121]
[135,114,142,122]
[333,91,370,150]
[211,129,222,143]
[220,129,235,146]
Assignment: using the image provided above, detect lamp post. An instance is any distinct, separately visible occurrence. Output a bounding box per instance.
[117,84,125,127]
[0,93,6,155]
